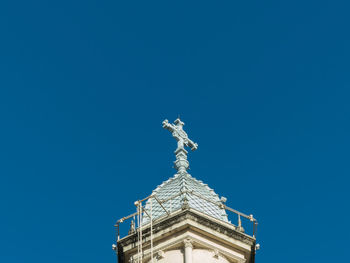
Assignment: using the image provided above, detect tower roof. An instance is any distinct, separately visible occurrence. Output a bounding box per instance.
[142,118,228,224]
[143,173,229,224]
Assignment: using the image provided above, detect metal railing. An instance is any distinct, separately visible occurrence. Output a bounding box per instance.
[114,189,258,241]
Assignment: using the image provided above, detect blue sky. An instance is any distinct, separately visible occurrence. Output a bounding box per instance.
[0,1,349,262]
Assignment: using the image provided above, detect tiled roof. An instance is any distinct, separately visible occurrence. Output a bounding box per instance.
[142,173,228,224]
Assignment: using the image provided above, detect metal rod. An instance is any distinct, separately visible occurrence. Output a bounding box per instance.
[139,194,153,203]
[139,202,143,262]
[116,211,138,224]
[253,221,258,238]
[137,205,139,262]
[160,191,185,204]
[150,198,154,263]
[142,206,151,219]
[115,224,119,263]
[154,195,170,215]
[224,205,253,220]
[190,190,221,207]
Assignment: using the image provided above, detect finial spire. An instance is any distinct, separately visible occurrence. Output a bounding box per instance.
[162,118,198,173]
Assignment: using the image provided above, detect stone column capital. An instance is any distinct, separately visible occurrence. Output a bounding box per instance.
[183,238,193,249]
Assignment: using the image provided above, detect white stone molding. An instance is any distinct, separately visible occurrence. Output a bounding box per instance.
[213,249,219,259]
[156,250,165,259]
[119,210,253,263]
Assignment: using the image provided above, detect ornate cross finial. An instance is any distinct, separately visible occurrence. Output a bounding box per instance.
[162,118,198,174]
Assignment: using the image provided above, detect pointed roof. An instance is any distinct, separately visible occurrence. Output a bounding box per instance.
[142,118,228,224]
[143,173,228,224]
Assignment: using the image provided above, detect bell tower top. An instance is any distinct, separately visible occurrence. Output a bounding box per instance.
[114,118,259,263]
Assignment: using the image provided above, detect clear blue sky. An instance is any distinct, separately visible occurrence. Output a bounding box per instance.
[0,1,349,262]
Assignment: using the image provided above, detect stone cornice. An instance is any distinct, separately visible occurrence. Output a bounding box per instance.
[118,209,255,248]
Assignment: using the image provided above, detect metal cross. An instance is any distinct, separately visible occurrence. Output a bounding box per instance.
[162,118,198,152]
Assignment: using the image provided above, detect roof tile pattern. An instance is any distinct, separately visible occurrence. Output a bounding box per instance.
[142,173,228,224]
